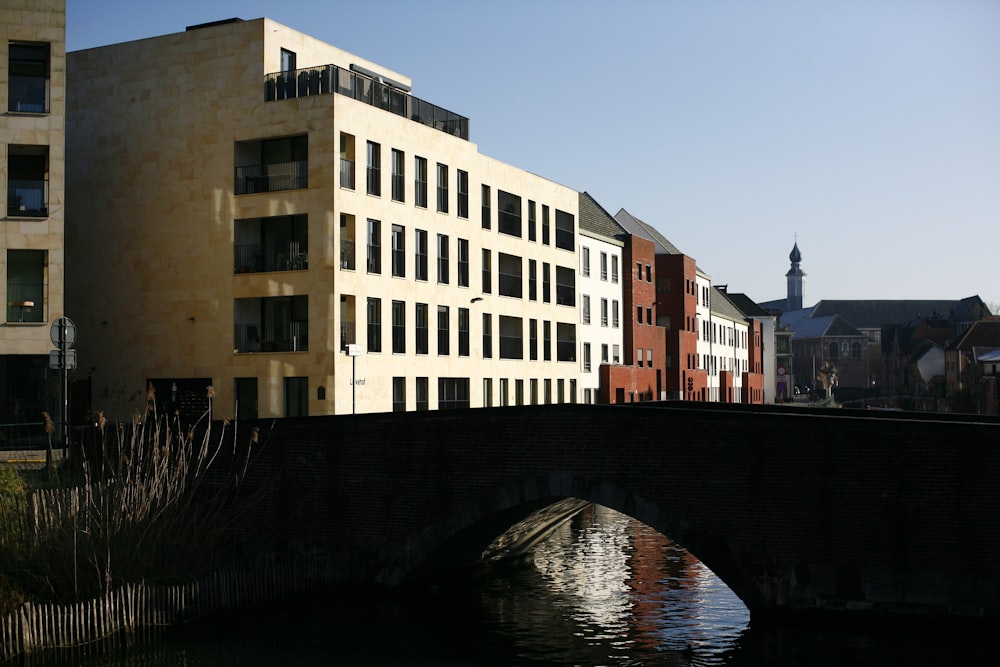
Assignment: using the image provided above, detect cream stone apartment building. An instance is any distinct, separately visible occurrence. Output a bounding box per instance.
[66,17,582,420]
[0,0,66,430]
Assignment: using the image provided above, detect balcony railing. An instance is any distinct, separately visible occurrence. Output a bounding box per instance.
[234,320,308,353]
[234,242,308,273]
[264,64,469,141]
[7,180,48,217]
[8,76,48,113]
[340,239,355,270]
[234,161,307,195]
[6,282,43,323]
[340,322,356,349]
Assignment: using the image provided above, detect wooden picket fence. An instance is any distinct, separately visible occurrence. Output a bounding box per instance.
[0,560,340,663]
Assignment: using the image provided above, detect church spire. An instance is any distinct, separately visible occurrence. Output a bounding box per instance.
[785,239,805,311]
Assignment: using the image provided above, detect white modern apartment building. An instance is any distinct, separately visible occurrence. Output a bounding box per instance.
[66,17,582,420]
[577,193,625,402]
[0,0,66,428]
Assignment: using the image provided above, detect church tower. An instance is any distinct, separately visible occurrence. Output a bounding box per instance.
[785,241,805,311]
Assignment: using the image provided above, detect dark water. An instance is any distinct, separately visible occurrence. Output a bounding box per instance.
[68,505,991,666]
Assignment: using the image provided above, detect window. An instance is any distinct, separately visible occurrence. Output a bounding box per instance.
[542,263,551,303]
[482,313,492,358]
[458,308,470,356]
[557,323,576,362]
[416,377,429,410]
[7,145,48,216]
[646,264,652,282]
[611,256,619,283]
[392,300,406,353]
[601,344,609,363]
[482,249,492,294]
[499,378,509,407]
[638,348,644,366]
[637,306,643,325]
[392,377,406,412]
[499,315,523,359]
[647,349,653,368]
[414,156,428,207]
[529,319,538,361]
[543,321,552,361]
[234,377,258,420]
[366,297,382,353]
[366,219,381,274]
[647,307,652,325]
[528,200,537,242]
[601,298,608,327]
[458,238,469,287]
[581,247,590,277]
[612,300,620,328]
[555,266,575,306]
[8,42,50,113]
[457,169,469,218]
[339,133,355,189]
[499,253,523,298]
[437,234,449,284]
[366,141,381,196]
[6,249,44,323]
[498,190,522,237]
[415,303,429,354]
[637,262,643,281]
[583,343,592,372]
[483,378,493,407]
[600,252,608,280]
[391,148,405,201]
[530,378,539,405]
[852,341,862,358]
[437,305,450,355]
[528,259,537,301]
[555,209,574,251]
[829,342,839,359]
[582,295,591,325]
[436,163,449,213]
[284,377,308,417]
[481,185,491,229]
[544,379,552,404]
[438,378,470,410]
[391,224,405,277]
[613,344,620,364]
[542,205,550,245]
[415,229,428,281]
[515,380,524,406]
[235,135,307,195]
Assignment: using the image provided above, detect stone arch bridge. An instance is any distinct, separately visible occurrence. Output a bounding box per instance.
[232,402,1000,624]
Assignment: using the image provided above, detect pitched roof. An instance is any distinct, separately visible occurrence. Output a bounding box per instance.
[952,320,1000,351]
[810,298,986,330]
[613,209,684,255]
[578,192,626,241]
[723,292,773,318]
[711,287,748,322]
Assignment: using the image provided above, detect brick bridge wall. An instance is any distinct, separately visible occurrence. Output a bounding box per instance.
[229,403,1000,622]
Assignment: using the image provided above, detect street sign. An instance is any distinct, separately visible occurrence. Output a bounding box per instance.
[49,348,77,370]
[777,365,787,376]
[51,317,77,347]
[346,343,362,356]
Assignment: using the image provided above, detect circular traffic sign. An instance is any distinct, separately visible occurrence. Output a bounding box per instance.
[51,316,77,347]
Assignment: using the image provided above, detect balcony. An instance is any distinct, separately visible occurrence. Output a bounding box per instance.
[8,76,48,113]
[234,241,308,273]
[7,180,48,217]
[235,161,307,195]
[234,320,308,353]
[264,64,469,141]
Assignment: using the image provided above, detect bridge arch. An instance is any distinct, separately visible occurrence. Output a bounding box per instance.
[386,471,764,613]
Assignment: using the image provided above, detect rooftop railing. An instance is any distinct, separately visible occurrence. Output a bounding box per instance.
[265,64,469,141]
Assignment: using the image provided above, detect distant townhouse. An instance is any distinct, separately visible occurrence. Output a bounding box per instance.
[65,17,582,420]
[0,0,66,430]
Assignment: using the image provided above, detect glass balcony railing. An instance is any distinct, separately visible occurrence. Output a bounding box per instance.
[234,161,308,195]
[234,241,308,273]
[265,64,469,140]
[8,76,48,113]
[7,180,48,217]
[234,320,308,353]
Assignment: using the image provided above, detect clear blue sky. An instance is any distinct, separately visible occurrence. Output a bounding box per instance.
[67,0,1000,309]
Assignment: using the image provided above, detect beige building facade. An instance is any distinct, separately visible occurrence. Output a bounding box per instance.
[0,0,66,428]
[67,18,581,421]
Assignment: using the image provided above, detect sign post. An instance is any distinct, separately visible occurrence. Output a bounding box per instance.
[346,344,362,414]
[50,317,77,456]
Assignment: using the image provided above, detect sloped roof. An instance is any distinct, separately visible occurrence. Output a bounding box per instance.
[953,320,1000,351]
[613,209,684,255]
[711,287,747,322]
[724,292,772,318]
[789,313,863,339]
[578,192,626,241]
[810,298,984,330]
